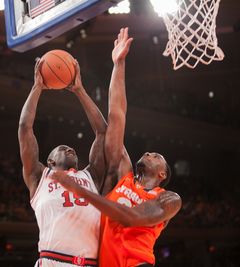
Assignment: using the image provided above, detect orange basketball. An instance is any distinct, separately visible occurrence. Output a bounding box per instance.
[40,50,76,89]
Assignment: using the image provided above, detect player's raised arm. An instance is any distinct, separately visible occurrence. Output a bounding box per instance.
[102,28,133,195]
[66,61,107,191]
[18,59,47,199]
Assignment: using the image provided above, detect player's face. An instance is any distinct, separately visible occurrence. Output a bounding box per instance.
[52,145,78,169]
[136,152,166,173]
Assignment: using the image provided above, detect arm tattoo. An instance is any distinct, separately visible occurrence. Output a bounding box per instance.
[172,199,182,211]
[144,203,159,224]
[144,191,181,224]
[157,191,181,212]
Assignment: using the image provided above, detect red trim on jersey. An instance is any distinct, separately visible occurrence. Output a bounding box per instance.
[68,168,77,173]
[51,168,77,174]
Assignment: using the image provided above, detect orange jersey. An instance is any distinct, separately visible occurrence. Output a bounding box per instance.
[99,172,165,267]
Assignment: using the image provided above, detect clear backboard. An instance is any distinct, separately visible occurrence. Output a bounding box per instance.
[4,0,122,52]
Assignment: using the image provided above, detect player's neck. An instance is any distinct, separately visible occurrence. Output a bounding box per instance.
[137,174,160,189]
[52,165,74,172]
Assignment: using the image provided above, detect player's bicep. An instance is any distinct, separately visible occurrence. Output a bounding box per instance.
[131,191,182,227]
[101,148,132,196]
[147,191,181,225]
[117,148,132,181]
[18,127,41,187]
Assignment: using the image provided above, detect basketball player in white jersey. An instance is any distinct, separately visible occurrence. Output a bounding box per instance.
[18,54,107,266]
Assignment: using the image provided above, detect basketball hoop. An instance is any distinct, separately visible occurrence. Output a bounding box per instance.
[151,0,225,70]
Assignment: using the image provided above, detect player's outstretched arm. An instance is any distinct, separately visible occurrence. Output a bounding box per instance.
[18,59,48,199]
[50,171,182,227]
[102,28,133,195]
[67,61,107,191]
[67,60,107,135]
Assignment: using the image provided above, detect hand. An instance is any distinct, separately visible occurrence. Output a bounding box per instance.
[34,58,49,90]
[49,171,80,194]
[66,60,84,93]
[112,27,133,64]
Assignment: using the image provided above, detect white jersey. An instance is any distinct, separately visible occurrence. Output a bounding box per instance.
[31,167,101,259]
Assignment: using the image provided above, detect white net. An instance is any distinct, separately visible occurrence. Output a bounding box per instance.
[161,0,224,70]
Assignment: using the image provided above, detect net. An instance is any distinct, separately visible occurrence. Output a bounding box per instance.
[161,0,224,70]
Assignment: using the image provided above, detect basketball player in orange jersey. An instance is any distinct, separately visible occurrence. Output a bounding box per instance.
[18,54,108,265]
[50,27,182,267]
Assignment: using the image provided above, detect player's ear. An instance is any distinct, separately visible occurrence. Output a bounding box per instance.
[47,158,55,166]
[159,171,167,180]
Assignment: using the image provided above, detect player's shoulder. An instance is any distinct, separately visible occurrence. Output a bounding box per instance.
[120,171,135,182]
[39,162,46,173]
[156,190,182,202]
[155,190,182,215]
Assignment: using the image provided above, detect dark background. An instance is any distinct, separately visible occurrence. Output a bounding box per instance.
[0,0,240,266]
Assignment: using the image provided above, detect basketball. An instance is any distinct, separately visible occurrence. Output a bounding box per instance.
[40,50,76,89]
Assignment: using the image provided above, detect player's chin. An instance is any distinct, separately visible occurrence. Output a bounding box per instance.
[66,158,78,169]
[135,161,146,168]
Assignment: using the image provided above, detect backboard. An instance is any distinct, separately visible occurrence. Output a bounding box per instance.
[4,0,122,52]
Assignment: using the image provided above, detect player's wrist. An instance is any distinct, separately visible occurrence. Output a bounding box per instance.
[114,59,125,67]
[32,82,44,91]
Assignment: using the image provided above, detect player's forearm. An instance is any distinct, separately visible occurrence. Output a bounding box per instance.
[109,60,127,115]
[104,60,127,169]
[51,171,137,227]
[77,183,182,228]
[19,84,42,129]
[72,182,138,227]
[74,86,107,134]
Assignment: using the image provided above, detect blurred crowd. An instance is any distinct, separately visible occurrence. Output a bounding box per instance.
[126,79,240,130]
[0,153,239,228]
[168,176,240,228]
[0,154,35,222]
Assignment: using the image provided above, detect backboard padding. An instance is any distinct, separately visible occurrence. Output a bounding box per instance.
[4,0,122,52]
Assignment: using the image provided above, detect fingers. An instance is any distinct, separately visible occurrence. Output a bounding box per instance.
[112,27,132,62]
[73,59,81,83]
[117,27,131,45]
[66,59,82,91]
[117,28,127,44]
[125,37,133,49]
[49,172,64,183]
[35,58,45,76]
[34,58,41,73]
[73,59,80,75]
[123,27,129,42]
[49,172,77,193]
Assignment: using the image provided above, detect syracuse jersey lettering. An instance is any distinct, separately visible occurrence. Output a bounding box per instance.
[115,184,145,206]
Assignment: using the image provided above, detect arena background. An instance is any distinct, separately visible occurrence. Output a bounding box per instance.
[0,0,240,266]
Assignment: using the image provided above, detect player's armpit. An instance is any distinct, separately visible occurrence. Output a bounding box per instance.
[88,133,106,191]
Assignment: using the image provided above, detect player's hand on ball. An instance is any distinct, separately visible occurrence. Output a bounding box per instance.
[66,60,83,93]
[34,58,49,90]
